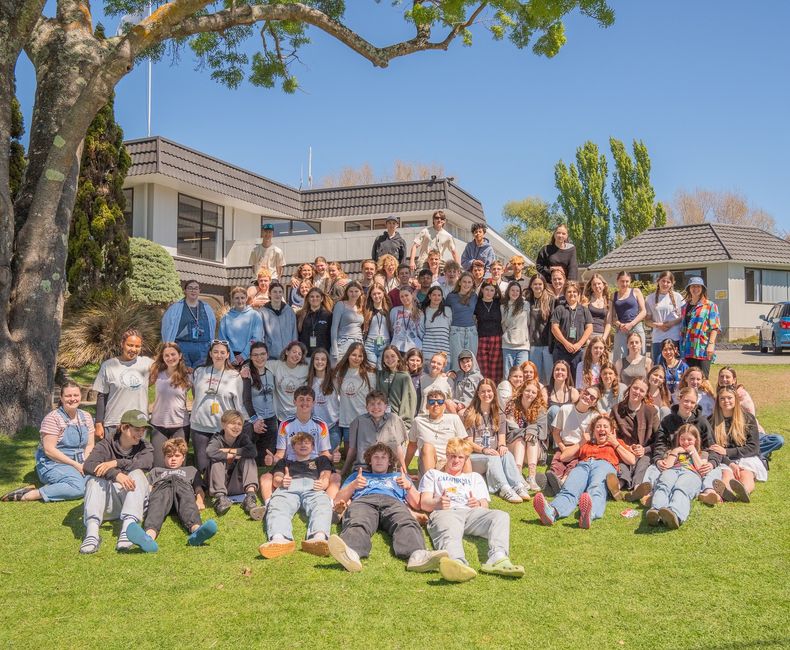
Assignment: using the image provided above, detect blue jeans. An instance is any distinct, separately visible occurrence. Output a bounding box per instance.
[265,477,332,541]
[502,349,530,378]
[339,426,351,449]
[651,467,702,523]
[470,452,526,493]
[36,456,87,502]
[178,340,211,368]
[364,338,386,370]
[449,326,478,371]
[760,433,784,457]
[328,424,342,451]
[550,459,615,520]
[530,345,553,385]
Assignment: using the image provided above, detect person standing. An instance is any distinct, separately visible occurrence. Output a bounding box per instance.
[461,223,495,273]
[161,280,216,368]
[409,210,460,270]
[219,286,264,365]
[371,215,407,264]
[645,271,685,364]
[504,255,530,292]
[611,271,647,363]
[550,282,593,381]
[535,223,578,283]
[296,288,333,357]
[679,276,720,379]
[500,282,530,377]
[259,281,298,360]
[249,223,284,280]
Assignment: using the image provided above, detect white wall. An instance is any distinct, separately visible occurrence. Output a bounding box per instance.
[726,263,790,338]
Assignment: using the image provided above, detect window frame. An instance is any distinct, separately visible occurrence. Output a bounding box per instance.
[122,187,134,237]
[745,267,790,304]
[177,193,224,262]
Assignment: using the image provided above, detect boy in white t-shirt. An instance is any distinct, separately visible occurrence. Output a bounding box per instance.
[418,438,525,583]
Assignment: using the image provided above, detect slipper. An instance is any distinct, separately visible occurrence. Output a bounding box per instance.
[439,557,477,583]
[301,538,330,557]
[79,535,101,555]
[0,485,35,502]
[729,479,750,503]
[126,523,159,553]
[258,540,296,559]
[480,557,525,578]
[188,519,218,546]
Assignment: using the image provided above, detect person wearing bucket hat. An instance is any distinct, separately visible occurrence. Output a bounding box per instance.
[372,216,407,264]
[679,275,720,379]
[79,409,154,554]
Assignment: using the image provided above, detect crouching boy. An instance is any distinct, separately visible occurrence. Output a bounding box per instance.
[259,432,333,558]
[207,410,264,519]
[126,438,218,552]
[80,410,154,554]
[419,438,525,582]
[328,443,447,573]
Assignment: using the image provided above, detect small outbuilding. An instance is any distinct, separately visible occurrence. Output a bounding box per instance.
[588,223,790,340]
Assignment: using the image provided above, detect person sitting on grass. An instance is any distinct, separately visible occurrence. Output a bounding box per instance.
[405,389,469,477]
[206,410,264,520]
[125,438,218,552]
[259,432,333,559]
[533,413,635,529]
[328,443,448,573]
[79,409,154,554]
[2,380,94,503]
[419,438,525,583]
[645,424,707,530]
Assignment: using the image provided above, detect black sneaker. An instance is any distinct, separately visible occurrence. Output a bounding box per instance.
[242,492,265,520]
[214,495,232,516]
[544,471,562,497]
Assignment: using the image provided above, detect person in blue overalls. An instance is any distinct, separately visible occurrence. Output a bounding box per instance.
[1,381,95,502]
[161,279,216,368]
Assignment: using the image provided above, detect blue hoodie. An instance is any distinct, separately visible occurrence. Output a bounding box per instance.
[461,237,495,271]
[218,306,264,360]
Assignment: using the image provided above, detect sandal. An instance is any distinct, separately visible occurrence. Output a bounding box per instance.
[0,485,35,502]
[480,557,525,578]
[79,535,101,555]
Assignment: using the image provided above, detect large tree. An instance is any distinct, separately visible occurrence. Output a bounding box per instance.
[665,188,777,233]
[502,196,564,262]
[0,1,614,435]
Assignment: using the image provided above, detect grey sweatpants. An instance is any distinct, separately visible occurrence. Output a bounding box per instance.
[83,470,149,527]
[209,458,258,497]
[427,508,510,564]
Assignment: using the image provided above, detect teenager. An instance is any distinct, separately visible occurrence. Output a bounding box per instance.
[469,259,486,291]
[389,286,424,354]
[615,331,653,386]
[497,365,524,412]
[534,413,634,529]
[461,222,495,272]
[504,255,530,291]
[659,339,688,397]
[419,438,525,582]
[342,391,409,476]
[409,209,460,270]
[376,254,400,292]
[405,348,424,418]
[260,281,297,359]
[325,261,350,303]
[596,362,625,414]
[645,271,685,364]
[2,381,94,503]
[501,381,547,489]
[468,282,498,386]
[388,264,413,309]
[676,366,715,417]
[581,273,612,341]
[161,279,216,368]
[79,410,154,554]
[546,360,579,427]
[536,223,578,283]
[287,263,315,305]
[219,286,264,365]
[359,259,378,293]
[331,281,365,364]
[465,379,531,503]
[445,272,478,371]
[419,352,456,415]
[249,223,284,279]
[329,443,447,573]
[372,215,407,263]
[405,388,468,476]
[306,349,341,451]
[92,329,153,440]
[449,349,483,414]
[242,342,278,465]
[526,274,554,385]
[576,335,608,389]
[148,342,191,467]
[266,341,309,422]
[335,342,377,451]
[362,284,391,368]
[439,260,462,297]
[550,281,593,380]
[520,360,550,404]
[376,345,418,429]
[415,268,434,304]
[679,276,719,378]
[646,365,672,419]
[611,271,647,363]
[312,256,330,291]
[247,269,272,309]
[420,286,453,369]
[296,287,333,357]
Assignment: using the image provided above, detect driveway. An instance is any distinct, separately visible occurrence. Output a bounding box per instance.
[715,349,790,365]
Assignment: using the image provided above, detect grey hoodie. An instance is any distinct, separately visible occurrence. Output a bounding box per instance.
[452,349,484,406]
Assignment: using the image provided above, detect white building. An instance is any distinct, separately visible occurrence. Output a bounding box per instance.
[122,136,528,302]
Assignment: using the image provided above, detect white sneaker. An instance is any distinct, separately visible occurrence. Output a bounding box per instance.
[328,534,362,572]
[526,477,541,492]
[499,487,523,503]
[406,549,448,573]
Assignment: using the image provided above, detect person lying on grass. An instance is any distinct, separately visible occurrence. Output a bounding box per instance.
[645,424,707,530]
[418,437,525,583]
[533,413,635,529]
[206,410,265,520]
[328,443,447,573]
[79,409,154,554]
[259,432,333,559]
[125,438,217,553]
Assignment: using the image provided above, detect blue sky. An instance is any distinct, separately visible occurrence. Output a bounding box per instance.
[14,1,790,232]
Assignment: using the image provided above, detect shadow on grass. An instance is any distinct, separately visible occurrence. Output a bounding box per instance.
[0,427,40,486]
[632,517,670,535]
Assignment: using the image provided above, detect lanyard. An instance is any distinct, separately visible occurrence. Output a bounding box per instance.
[207,366,225,395]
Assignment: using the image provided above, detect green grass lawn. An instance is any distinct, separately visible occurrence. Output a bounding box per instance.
[1,366,788,649]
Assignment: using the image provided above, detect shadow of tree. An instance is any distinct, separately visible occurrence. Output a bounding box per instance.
[0,427,39,487]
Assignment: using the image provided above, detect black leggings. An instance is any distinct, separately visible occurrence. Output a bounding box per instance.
[151,426,189,468]
[191,429,213,490]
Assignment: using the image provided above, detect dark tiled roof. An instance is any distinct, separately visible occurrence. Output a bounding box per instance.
[589,223,790,270]
[125,137,485,224]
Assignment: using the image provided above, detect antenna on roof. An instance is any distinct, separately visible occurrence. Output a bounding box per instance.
[299,163,303,190]
[308,146,313,189]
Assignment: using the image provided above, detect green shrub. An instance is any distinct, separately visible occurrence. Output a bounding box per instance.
[58,294,163,368]
[127,237,183,305]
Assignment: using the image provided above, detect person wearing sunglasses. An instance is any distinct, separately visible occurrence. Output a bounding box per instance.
[405,389,468,478]
[409,210,460,271]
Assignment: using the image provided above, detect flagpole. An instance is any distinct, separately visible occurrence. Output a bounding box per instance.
[308,146,313,189]
[147,2,152,136]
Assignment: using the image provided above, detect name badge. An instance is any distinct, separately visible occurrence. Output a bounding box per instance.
[210,401,220,415]
[569,326,577,339]
[376,335,384,346]
[309,336,317,348]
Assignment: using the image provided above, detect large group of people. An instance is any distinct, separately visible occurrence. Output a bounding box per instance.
[2,216,783,582]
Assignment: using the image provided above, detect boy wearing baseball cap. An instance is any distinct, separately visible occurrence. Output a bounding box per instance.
[79,409,154,554]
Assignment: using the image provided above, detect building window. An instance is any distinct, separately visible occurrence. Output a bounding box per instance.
[746,268,790,303]
[122,188,133,237]
[261,217,321,237]
[345,219,373,232]
[402,220,427,229]
[177,193,224,261]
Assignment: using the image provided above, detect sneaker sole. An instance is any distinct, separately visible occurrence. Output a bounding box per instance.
[247,505,266,521]
[578,493,592,529]
[697,491,720,506]
[301,539,330,557]
[605,474,623,501]
[258,541,296,559]
[545,473,562,497]
[328,535,362,572]
[730,479,750,503]
[658,507,680,530]
[407,550,449,573]
[646,509,660,526]
[533,493,554,526]
[713,479,737,503]
[439,557,477,583]
[625,482,652,503]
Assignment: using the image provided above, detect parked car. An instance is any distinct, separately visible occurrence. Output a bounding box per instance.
[758,301,790,354]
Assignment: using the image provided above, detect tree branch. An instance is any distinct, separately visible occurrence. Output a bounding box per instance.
[56,0,92,30]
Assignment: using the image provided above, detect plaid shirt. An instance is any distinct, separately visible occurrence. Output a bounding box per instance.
[680,299,720,360]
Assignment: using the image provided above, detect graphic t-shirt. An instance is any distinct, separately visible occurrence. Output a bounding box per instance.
[418,469,489,509]
[147,465,201,489]
[92,356,154,426]
[341,472,407,501]
[276,416,332,460]
[273,455,333,480]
